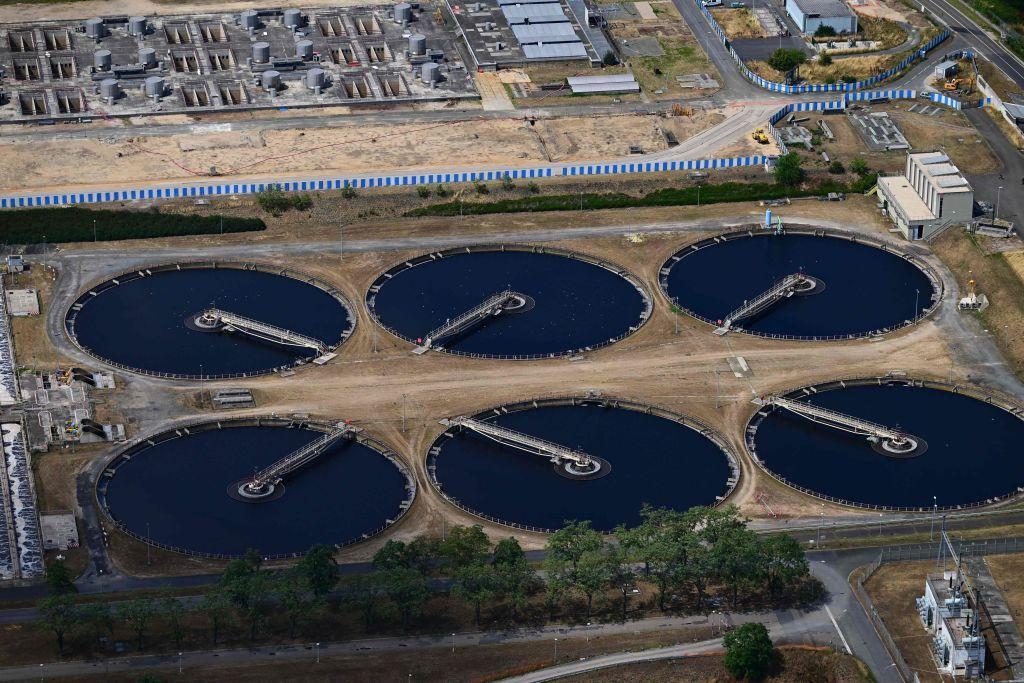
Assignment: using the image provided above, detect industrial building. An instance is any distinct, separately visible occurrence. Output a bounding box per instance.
[917,571,986,679]
[784,0,858,35]
[446,0,601,69]
[0,4,477,122]
[876,152,973,240]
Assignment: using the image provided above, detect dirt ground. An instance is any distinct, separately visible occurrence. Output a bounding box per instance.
[984,554,1024,626]
[710,7,767,40]
[562,647,870,682]
[931,229,1024,381]
[0,110,725,192]
[6,262,62,368]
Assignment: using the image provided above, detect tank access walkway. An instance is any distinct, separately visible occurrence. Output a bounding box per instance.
[440,415,609,478]
[414,290,526,354]
[714,273,817,335]
[235,423,359,500]
[753,395,925,457]
[196,308,329,355]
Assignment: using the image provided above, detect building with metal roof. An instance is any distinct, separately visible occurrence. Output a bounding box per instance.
[785,0,858,34]
[566,73,639,93]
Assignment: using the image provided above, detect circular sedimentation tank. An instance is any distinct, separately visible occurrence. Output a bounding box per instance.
[746,377,1024,510]
[65,262,354,379]
[428,397,739,531]
[366,246,652,359]
[660,229,940,340]
[97,418,414,557]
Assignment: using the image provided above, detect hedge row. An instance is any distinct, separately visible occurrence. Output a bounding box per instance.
[0,207,266,244]
[406,176,878,218]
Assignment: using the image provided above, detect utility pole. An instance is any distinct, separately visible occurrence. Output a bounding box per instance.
[930,495,937,541]
[401,393,408,432]
[995,185,1003,222]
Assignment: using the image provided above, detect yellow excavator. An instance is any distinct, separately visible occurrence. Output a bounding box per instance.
[943,78,961,91]
[751,128,769,144]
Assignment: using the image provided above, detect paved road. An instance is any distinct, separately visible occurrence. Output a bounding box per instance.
[964,106,1024,233]
[918,0,1024,89]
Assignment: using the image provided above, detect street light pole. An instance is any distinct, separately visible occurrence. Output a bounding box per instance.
[553,637,559,663]
[316,642,321,663]
[930,496,937,540]
[451,633,456,653]
[995,185,1003,221]
[178,652,183,674]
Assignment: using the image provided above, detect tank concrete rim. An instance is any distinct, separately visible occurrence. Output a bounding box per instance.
[425,395,740,533]
[63,260,356,382]
[657,226,943,342]
[94,416,415,560]
[364,244,653,360]
[743,375,1024,512]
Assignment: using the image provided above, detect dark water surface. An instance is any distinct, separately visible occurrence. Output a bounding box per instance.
[70,268,352,376]
[103,426,408,556]
[753,384,1024,508]
[663,234,934,338]
[371,250,647,357]
[433,404,734,530]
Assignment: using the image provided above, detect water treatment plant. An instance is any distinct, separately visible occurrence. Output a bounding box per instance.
[65,262,354,378]
[660,229,941,339]
[97,417,414,557]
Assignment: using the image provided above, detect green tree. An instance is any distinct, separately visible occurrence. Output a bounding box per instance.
[492,537,526,567]
[819,52,833,66]
[116,598,158,651]
[723,622,775,680]
[773,153,806,188]
[828,160,845,174]
[239,572,272,642]
[45,559,77,595]
[452,562,496,626]
[571,548,614,619]
[759,535,809,600]
[547,520,602,572]
[343,573,384,630]
[298,544,340,598]
[850,157,870,175]
[36,594,78,655]
[382,568,429,631]
[276,571,320,639]
[767,48,806,73]
[158,592,189,650]
[814,24,836,37]
[440,525,491,571]
[712,525,761,608]
[373,538,438,574]
[493,550,536,621]
[606,546,637,620]
[197,590,234,647]
[78,603,114,645]
[602,51,619,66]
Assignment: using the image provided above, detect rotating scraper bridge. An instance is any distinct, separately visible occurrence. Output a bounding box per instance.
[413,290,529,354]
[234,423,359,500]
[714,272,820,335]
[196,308,330,356]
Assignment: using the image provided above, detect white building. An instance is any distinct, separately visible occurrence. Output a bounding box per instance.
[916,571,985,679]
[784,0,858,35]
[876,152,974,240]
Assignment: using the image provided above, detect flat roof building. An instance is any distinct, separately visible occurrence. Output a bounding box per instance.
[785,0,858,35]
[917,571,985,679]
[876,152,973,240]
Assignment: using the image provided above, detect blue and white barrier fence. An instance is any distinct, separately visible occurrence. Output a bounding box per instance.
[693,0,950,95]
[0,156,770,209]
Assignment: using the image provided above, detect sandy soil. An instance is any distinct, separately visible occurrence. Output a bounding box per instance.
[0,111,724,191]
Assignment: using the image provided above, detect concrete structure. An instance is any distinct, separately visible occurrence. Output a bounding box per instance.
[876,152,973,240]
[0,5,477,122]
[566,73,640,94]
[784,0,857,35]
[917,571,985,679]
[4,289,39,317]
[934,59,958,79]
[39,512,79,551]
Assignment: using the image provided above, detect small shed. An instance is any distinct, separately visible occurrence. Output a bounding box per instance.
[934,60,958,79]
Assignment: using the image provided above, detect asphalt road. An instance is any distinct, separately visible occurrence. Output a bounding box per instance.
[918,0,1024,89]
[964,106,1024,233]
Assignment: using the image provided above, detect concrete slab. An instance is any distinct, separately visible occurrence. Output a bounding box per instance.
[40,513,78,551]
[4,289,39,316]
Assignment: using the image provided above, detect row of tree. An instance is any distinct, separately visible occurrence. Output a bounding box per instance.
[36,506,815,656]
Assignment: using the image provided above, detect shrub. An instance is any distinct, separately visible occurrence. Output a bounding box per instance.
[840,74,857,83]
[814,24,836,37]
[0,207,264,244]
[828,160,846,174]
[768,48,806,73]
[341,186,358,199]
[501,175,515,191]
[773,153,806,187]
[602,51,619,66]
[850,157,870,175]
[819,52,833,66]
[475,182,490,195]
[436,184,450,198]
[416,186,432,198]
[527,182,541,195]
[724,623,775,680]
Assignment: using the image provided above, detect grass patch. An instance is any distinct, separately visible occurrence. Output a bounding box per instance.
[407,176,877,217]
[632,36,714,96]
[0,207,265,244]
[858,15,910,50]
[710,7,766,39]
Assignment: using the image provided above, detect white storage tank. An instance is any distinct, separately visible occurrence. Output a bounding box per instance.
[306,67,326,90]
[262,69,281,90]
[100,78,120,100]
[421,61,440,85]
[283,8,303,28]
[84,18,106,39]
[144,75,165,97]
[296,39,314,60]
[239,10,260,30]
[138,47,157,68]
[129,16,148,36]
[394,3,412,23]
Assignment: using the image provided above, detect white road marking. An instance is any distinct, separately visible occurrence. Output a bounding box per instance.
[825,605,853,655]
